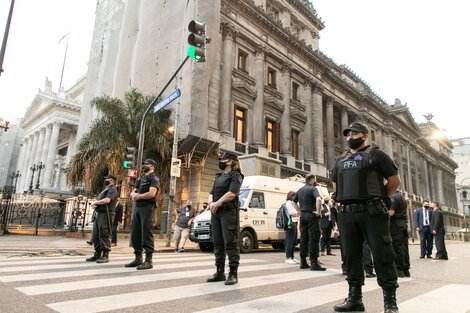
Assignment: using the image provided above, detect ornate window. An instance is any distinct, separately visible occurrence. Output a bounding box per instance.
[291,129,299,159]
[292,82,299,100]
[238,49,248,72]
[234,107,246,143]
[267,67,277,89]
[266,118,279,152]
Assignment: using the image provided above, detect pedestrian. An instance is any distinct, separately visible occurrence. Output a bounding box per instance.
[85,174,118,263]
[320,196,336,257]
[284,191,301,264]
[293,174,326,271]
[389,191,411,277]
[125,158,160,270]
[174,200,196,253]
[431,201,448,260]
[206,152,244,285]
[414,200,434,259]
[332,122,401,313]
[111,203,123,246]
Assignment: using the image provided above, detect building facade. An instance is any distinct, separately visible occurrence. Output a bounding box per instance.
[77,0,458,220]
[451,137,470,229]
[0,122,24,189]
[15,77,84,197]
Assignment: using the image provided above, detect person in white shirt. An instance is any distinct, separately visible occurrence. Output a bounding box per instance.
[284,191,301,264]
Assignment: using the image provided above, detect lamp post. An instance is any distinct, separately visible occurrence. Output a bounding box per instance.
[34,162,45,190]
[28,164,38,194]
[8,170,20,194]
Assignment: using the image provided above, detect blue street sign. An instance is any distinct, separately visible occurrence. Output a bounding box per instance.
[154,89,181,113]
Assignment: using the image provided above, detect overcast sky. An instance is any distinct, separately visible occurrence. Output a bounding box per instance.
[1,0,469,139]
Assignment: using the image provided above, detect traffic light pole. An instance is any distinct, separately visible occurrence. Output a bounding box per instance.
[136,55,190,177]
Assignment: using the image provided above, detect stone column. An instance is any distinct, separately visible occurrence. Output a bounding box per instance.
[436,167,444,204]
[252,46,266,146]
[43,122,61,188]
[341,107,349,150]
[34,128,45,165]
[24,132,39,192]
[19,135,33,192]
[15,138,27,191]
[428,164,436,201]
[40,124,52,165]
[280,63,291,155]
[303,79,314,162]
[423,158,430,199]
[326,99,335,169]
[396,139,405,190]
[312,84,324,164]
[382,128,393,157]
[298,131,304,161]
[218,23,235,136]
[53,160,62,190]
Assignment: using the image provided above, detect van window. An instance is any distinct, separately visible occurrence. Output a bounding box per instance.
[249,192,265,209]
[238,189,250,208]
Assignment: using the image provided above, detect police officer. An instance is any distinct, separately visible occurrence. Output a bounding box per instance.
[389,191,410,277]
[332,122,401,313]
[86,174,118,263]
[126,158,160,270]
[293,174,326,271]
[206,152,244,285]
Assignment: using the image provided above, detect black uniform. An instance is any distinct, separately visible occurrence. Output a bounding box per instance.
[332,145,398,290]
[131,172,159,256]
[210,171,243,269]
[390,191,410,276]
[111,203,123,244]
[431,207,448,260]
[92,186,118,254]
[293,183,322,265]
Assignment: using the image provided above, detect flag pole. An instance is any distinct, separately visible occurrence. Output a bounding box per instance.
[58,32,70,92]
[0,0,16,77]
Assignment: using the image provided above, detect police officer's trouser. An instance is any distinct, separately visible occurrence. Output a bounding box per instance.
[362,242,374,273]
[340,205,398,289]
[299,212,320,262]
[211,205,240,268]
[390,218,409,271]
[92,211,114,253]
[131,204,156,255]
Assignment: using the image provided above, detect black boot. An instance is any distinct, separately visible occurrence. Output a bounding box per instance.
[86,251,101,262]
[334,286,365,312]
[300,257,310,269]
[225,266,238,285]
[383,288,399,313]
[310,259,327,271]
[207,265,226,282]
[137,253,153,270]
[96,251,109,263]
[125,253,143,267]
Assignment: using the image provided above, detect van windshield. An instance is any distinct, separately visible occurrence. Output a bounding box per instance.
[238,189,250,208]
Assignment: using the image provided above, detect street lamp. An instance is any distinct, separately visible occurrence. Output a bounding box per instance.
[28,164,38,194]
[8,170,21,194]
[34,162,45,190]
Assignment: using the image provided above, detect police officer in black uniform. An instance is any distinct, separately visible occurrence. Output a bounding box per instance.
[293,174,326,271]
[332,122,401,313]
[126,159,160,270]
[86,174,118,263]
[389,191,410,277]
[206,152,244,285]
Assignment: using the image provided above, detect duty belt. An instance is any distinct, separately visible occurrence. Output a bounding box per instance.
[342,203,368,213]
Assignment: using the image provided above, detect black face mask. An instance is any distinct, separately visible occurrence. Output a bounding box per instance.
[142,164,150,173]
[347,137,365,149]
[218,161,228,171]
[424,205,429,209]
[104,180,111,186]
[187,205,192,209]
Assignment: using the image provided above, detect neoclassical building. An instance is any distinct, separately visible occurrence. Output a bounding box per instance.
[77,0,458,220]
[15,77,84,197]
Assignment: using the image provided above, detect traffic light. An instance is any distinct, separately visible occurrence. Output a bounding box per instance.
[123,147,136,169]
[187,20,206,62]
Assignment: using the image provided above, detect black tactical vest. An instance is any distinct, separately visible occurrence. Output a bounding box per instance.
[213,172,238,203]
[335,146,387,202]
[296,184,318,212]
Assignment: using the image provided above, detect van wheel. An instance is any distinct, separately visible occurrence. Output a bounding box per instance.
[272,243,284,250]
[199,243,214,252]
[239,230,254,253]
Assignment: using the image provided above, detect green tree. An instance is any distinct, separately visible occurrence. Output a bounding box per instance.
[67,89,172,195]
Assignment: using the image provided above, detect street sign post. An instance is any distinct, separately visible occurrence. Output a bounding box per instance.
[154,89,181,113]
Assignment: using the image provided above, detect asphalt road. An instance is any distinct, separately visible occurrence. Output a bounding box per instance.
[0,239,469,313]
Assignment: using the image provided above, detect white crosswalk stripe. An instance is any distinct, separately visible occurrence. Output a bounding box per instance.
[0,252,468,313]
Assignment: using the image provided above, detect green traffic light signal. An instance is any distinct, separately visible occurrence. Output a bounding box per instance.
[187,20,206,62]
[123,161,132,169]
[187,46,203,61]
[123,147,136,169]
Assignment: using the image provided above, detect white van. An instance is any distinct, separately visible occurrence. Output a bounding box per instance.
[189,175,329,253]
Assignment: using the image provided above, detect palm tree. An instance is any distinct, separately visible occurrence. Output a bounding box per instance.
[67,89,173,195]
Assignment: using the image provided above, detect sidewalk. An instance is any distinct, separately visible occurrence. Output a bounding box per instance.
[0,234,200,257]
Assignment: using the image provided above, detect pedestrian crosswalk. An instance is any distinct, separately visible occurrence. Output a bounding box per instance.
[0,252,467,313]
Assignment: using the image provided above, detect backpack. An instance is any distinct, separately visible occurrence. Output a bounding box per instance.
[275,203,291,230]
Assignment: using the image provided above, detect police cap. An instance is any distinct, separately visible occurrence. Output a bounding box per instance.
[144,158,158,167]
[219,152,238,161]
[342,122,368,136]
